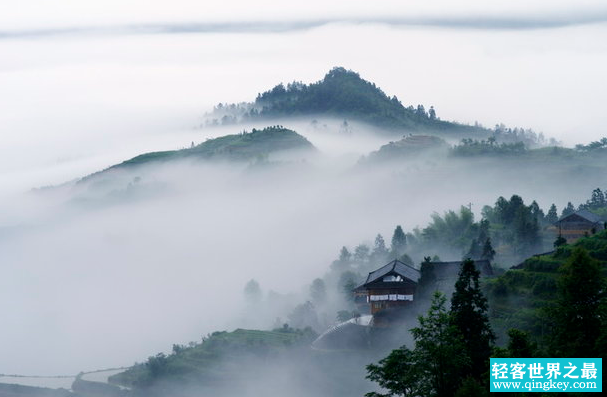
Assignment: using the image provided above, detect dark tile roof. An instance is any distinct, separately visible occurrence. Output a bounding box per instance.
[354,259,493,292]
[361,259,421,288]
[557,209,602,224]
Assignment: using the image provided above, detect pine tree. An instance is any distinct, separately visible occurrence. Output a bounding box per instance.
[367,292,469,397]
[450,259,495,380]
[561,202,575,217]
[529,200,545,223]
[465,239,482,259]
[412,292,469,397]
[477,219,490,243]
[390,225,407,258]
[372,234,389,263]
[548,247,606,357]
[546,203,558,224]
[481,238,496,261]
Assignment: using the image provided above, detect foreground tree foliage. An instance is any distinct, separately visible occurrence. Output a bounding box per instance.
[450,259,495,381]
[547,247,606,357]
[365,347,419,397]
[367,260,496,397]
[366,292,469,397]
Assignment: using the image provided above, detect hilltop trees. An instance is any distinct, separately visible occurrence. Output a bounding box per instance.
[249,67,451,132]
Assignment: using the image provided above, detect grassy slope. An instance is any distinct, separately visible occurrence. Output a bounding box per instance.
[485,230,607,343]
[76,126,314,185]
[119,126,314,168]
[109,328,316,389]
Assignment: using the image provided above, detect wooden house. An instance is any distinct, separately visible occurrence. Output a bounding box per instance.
[354,259,420,315]
[354,259,494,317]
[555,209,605,242]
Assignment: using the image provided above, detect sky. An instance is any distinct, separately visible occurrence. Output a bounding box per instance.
[1,0,606,380]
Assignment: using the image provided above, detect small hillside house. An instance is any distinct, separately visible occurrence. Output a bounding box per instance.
[354,260,420,315]
[354,259,494,316]
[555,209,605,242]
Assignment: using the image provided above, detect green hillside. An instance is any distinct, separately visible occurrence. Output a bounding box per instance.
[120,126,313,167]
[485,230,607,343]
[77,126,314,184]
[109,328,316,389]
[364,134,448,162]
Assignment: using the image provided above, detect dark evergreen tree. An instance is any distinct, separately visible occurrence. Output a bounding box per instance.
[465,239,482,259]
[548,247,606,357]
[450,259,495,381]
[481,238,496,261]
[477,219,490,243]
[561,202,575,217]
[390,225,407,258]
[546,203,558,224]
[529,200,545,223]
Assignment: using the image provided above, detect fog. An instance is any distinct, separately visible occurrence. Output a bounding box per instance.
[1,2,607,393]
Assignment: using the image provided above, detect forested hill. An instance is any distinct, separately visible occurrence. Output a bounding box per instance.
[79,126,314,181]
[206,67,489,134]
